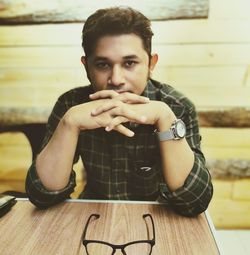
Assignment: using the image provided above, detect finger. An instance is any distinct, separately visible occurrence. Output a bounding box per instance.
[91,100,122,116]
[110,107,147,124]
[89,90,119,100]
[113,124,135,137]
[105,116,128,131]
[116,92,149,104]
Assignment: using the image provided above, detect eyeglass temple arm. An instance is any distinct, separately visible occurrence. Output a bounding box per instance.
[82,214,100,241]
[143,214,155,241]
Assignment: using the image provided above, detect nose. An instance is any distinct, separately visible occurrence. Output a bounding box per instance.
[109,65,125,87]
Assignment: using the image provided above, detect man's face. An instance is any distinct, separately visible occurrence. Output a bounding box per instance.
[81,34,158,95]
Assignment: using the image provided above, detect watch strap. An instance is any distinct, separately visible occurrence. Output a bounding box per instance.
[157,129,175,141]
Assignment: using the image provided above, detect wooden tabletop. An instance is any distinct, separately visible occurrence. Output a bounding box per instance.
[0,199,220,255]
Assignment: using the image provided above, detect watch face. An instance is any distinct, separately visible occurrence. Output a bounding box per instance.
[176,120,186,138]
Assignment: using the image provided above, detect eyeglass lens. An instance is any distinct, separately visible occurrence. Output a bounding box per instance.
[86,242,151,255]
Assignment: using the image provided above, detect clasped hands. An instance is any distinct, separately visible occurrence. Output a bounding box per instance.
[67,90,174,137]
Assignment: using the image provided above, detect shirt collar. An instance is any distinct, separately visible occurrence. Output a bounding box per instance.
[141,79,159,101]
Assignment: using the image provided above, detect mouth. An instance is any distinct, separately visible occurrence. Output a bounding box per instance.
[110,88,130,94]
[107,85,131,94]
[115,90,127,94]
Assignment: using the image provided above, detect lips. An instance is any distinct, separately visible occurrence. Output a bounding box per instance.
[115,90,127,94]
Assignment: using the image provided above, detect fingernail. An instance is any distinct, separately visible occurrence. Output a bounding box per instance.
[105,126,111,131]
[91,109,96,115]
[128,131,135,137]
[140,116,147,122]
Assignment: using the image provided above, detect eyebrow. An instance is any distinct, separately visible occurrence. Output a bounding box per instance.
[93,55,140,62]
[123,55,140,60]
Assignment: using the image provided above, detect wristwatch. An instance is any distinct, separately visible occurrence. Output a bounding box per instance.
[157,119,186,141]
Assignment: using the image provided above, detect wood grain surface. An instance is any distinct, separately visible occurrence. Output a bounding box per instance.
[0,0,208,24]
[0,200,219,255]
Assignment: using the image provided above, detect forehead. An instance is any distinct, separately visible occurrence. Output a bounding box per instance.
[92,34,148,59]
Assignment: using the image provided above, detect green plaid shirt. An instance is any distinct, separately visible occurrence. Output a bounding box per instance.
[26,79,213,216]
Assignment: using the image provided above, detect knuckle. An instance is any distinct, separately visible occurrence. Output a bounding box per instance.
[112,91,119,97]
[123,92,130,99]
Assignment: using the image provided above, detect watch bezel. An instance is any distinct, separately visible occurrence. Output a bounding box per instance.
[173,119,186,139]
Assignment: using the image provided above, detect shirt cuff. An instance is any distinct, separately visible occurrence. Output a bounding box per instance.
[158,154,213,216]
[25,161,76,208]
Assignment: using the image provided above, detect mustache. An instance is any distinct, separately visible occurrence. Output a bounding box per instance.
[106,84,124,91]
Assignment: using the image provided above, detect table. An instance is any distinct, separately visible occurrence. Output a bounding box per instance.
[0,199,220,255]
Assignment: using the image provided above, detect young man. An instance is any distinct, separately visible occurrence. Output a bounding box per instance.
[26,7,213,216]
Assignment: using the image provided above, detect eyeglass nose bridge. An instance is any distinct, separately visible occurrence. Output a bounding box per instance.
[110,245,126,255]
[111,241,153,255]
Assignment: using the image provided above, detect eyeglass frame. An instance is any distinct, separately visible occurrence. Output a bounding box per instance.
[82,213,155,255]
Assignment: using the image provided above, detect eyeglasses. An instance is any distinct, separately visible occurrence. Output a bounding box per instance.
[82,213,155,255]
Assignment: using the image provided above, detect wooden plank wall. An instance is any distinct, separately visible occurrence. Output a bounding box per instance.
[0,0,250,228]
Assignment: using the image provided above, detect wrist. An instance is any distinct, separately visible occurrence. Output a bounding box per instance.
[156,103,177,132]
[61,108,81,135]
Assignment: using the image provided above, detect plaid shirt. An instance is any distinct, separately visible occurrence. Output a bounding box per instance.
[26,79,213,216]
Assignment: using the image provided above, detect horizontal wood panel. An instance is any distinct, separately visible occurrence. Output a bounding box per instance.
[0,133,83,180]
[212,179,232,199]
[1,44,250,68]
[210,0,250,20]
[0,0,208,24]
[177,86,250,108]
[152,20,250,44]
[0,132,29,145]
[0,85,249,108]
[0,68,88,87]
[0,66,246,88]
[0,47,82,68]
[246,66,250,87]
[0,146,31,180]
[232,179,250,200]
[71,182,85,199]
[1,20,250,46]
[198,108,250,128]
[0,134,31,180]
[204,147,250,160]
[4,127,248,149]
[1,129,249,177]
[208,198,250,229]
[207,159,250,179]
[200,128,250,148]
[153,66,246,87]
[1,107,250,129]
[0,180,25,194]
[154,44,250,66]
[0,85,72,107]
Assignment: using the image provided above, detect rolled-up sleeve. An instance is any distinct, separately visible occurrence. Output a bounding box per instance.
[25,91,80,208]
[26,162,76,208]
[159,96,213,216]
[159,153,213,217]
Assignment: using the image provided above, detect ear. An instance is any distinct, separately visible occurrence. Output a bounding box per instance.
[81,56,87,66]
[149,53,158,71]
[81,56,91,81]
[81,56,89,74]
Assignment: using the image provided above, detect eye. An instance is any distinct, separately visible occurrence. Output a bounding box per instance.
[95,62,110,70]
[124,60,137,68]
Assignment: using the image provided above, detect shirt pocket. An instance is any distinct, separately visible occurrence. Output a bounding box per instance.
[127,159,161,200]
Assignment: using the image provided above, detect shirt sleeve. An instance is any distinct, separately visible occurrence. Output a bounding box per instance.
[25,93,79,208]
[25,162,76,208]
[158,100,213,217]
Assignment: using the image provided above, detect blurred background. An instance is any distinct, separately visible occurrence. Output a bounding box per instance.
[0,0,250,252]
